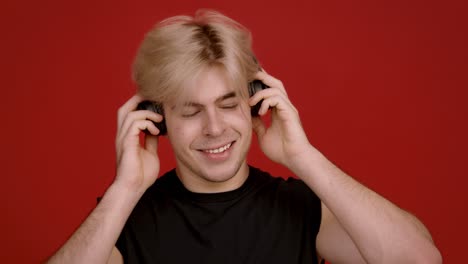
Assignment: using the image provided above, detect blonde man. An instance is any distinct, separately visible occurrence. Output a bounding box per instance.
[48,10,441,264]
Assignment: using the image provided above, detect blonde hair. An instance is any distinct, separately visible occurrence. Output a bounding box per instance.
[132,9,259,103]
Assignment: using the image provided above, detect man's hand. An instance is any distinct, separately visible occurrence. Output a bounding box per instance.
[249,70,312,170]
[115,94,163,194]
[47,95,163,264]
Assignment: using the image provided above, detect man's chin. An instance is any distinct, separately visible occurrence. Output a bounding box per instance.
[175,149,249,192]
[199,162,246,183]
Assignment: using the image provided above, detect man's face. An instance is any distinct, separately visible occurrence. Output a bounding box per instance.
[164,66,252,192]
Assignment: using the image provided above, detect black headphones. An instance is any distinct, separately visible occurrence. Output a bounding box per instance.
[136,79,268,135]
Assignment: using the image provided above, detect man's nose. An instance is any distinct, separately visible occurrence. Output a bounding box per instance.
[202,109,226,136]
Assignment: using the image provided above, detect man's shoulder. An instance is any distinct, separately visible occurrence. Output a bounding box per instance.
[249,165,322,229]
[140,169,179,199]
[248,165,317,199]
[249,165,307,188]
[154,169,178,187]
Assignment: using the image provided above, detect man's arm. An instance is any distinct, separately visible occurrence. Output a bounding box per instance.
[294,147,441,263]
[47,95,163,263]
[250,70,442,263]
[47,183,137,263]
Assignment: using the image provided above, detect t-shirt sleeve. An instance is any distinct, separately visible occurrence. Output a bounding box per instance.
[285,177,322,238]
[115,224,129,261]
[115,198,146,263]
[114,190,160,263]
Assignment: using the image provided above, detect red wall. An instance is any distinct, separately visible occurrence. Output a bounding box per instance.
[2,0,467,262]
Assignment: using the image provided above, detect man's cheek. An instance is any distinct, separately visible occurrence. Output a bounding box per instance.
[168,123,189,142]
[171,124,194,137]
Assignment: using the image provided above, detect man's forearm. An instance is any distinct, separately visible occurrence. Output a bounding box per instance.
[47,182,142,264]
[289,145,441,263]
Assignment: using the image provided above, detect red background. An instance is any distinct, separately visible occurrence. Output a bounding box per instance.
[1,0,467,263]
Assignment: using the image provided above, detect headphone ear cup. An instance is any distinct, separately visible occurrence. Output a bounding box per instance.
[136,101,167,135]
[248,80,268,116]
[248,80,265,97]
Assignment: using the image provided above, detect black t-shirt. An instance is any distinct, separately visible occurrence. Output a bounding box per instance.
[116,166,322,264]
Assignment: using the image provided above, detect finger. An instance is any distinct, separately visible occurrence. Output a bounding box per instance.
[252,117,266,139]
[118,110,163,140]
[249,87,288,108]
[118,120,159,151]
[258,97,278,116]
[258,95,296,116]
[117,94,144,130]
[254,71,287,95]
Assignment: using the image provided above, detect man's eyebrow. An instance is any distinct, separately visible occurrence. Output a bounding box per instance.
[216,91,237,103]
[180,91,238,107]
[182,101,203,108]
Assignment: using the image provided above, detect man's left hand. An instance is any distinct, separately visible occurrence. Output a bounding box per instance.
[249,70,312,170]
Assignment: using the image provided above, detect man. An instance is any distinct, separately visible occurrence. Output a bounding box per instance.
[48,10,442,264]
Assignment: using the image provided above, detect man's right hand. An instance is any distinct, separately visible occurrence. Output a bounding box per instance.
[47,94,163,264]
[114,94,164,194]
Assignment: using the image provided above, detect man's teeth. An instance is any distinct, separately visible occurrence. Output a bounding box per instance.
[204,143,232,154]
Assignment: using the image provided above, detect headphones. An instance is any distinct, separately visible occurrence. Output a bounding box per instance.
[136,79,268,135]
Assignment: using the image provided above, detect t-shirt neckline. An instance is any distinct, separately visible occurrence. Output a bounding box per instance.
[168,166,262,204]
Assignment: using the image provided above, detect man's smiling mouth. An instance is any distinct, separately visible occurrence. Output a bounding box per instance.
[202,142,233,154]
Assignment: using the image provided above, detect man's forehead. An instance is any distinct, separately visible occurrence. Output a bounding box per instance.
[164,65,249,107]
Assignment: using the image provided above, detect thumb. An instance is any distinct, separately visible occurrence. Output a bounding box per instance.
[252,117,266,139]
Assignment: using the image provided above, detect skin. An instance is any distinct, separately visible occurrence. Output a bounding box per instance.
[163,66,252,193]
[47,65,442,264]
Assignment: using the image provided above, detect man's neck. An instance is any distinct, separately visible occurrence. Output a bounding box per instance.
[175,162,250,193]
